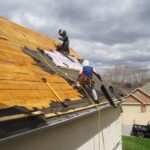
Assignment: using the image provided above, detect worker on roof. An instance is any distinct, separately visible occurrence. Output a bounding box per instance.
[76,60,102,104]
[58,29,69,54]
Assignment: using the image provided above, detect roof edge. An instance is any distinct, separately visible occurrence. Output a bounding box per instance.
[0,100,121,143]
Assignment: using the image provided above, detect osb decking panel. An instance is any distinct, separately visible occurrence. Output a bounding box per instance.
[0,18,82,110]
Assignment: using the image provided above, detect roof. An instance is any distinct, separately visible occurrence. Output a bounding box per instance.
[123,88,150,105]
[0,17,123,140]
[141,82,150,95]
[0,17,83,110]
[0,101,121,143]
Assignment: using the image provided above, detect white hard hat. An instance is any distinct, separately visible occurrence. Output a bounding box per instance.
[82,60,90,66]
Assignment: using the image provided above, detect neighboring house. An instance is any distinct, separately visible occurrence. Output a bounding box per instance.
[122,88,150,113]
[122,84,150,135]
[0,18,122,150]
[141,82,150,97]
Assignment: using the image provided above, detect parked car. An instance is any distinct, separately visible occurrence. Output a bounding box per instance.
[131,123,150,138]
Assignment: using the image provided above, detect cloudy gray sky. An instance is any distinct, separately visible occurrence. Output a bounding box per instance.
[1,0,150,72]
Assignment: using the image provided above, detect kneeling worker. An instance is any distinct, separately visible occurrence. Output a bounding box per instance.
[76,60,102,104]
[58,29,69,54]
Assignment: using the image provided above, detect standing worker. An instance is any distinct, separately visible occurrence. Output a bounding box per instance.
[76,60,102,104]
[58,29,70,54]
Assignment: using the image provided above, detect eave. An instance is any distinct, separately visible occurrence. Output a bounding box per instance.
[0,99,121,143]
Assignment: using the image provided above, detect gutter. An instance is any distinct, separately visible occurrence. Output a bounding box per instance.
[0,100,121,144]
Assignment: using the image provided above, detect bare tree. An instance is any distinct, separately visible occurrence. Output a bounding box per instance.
[103,65,150,89]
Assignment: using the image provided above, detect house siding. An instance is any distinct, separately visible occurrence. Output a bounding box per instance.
[146,105,150,112]
[122,112,150,125]
[122,87,150,135]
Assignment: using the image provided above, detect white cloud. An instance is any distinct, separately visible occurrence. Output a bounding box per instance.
[71,38,150,71]
[1,0,150,71]
[11,13,47,29]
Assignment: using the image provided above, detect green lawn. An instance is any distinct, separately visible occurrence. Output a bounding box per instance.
[122,136,150,150]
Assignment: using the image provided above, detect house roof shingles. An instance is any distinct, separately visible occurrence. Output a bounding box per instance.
[123,88,150,105]
[141,82,150,96]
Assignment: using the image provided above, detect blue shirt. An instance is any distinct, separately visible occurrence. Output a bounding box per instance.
[83,66,93,78]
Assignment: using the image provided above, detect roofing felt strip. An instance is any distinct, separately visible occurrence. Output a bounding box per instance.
[0,100,113,122]
[44,50,82,70]
[0,111,43,122]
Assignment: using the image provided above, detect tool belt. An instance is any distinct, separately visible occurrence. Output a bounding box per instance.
[79,74,95,88]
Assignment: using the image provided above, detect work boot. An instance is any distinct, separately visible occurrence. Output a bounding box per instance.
[93,100,100,104]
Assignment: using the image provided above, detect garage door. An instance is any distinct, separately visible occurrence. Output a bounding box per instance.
[122,106,141,113]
